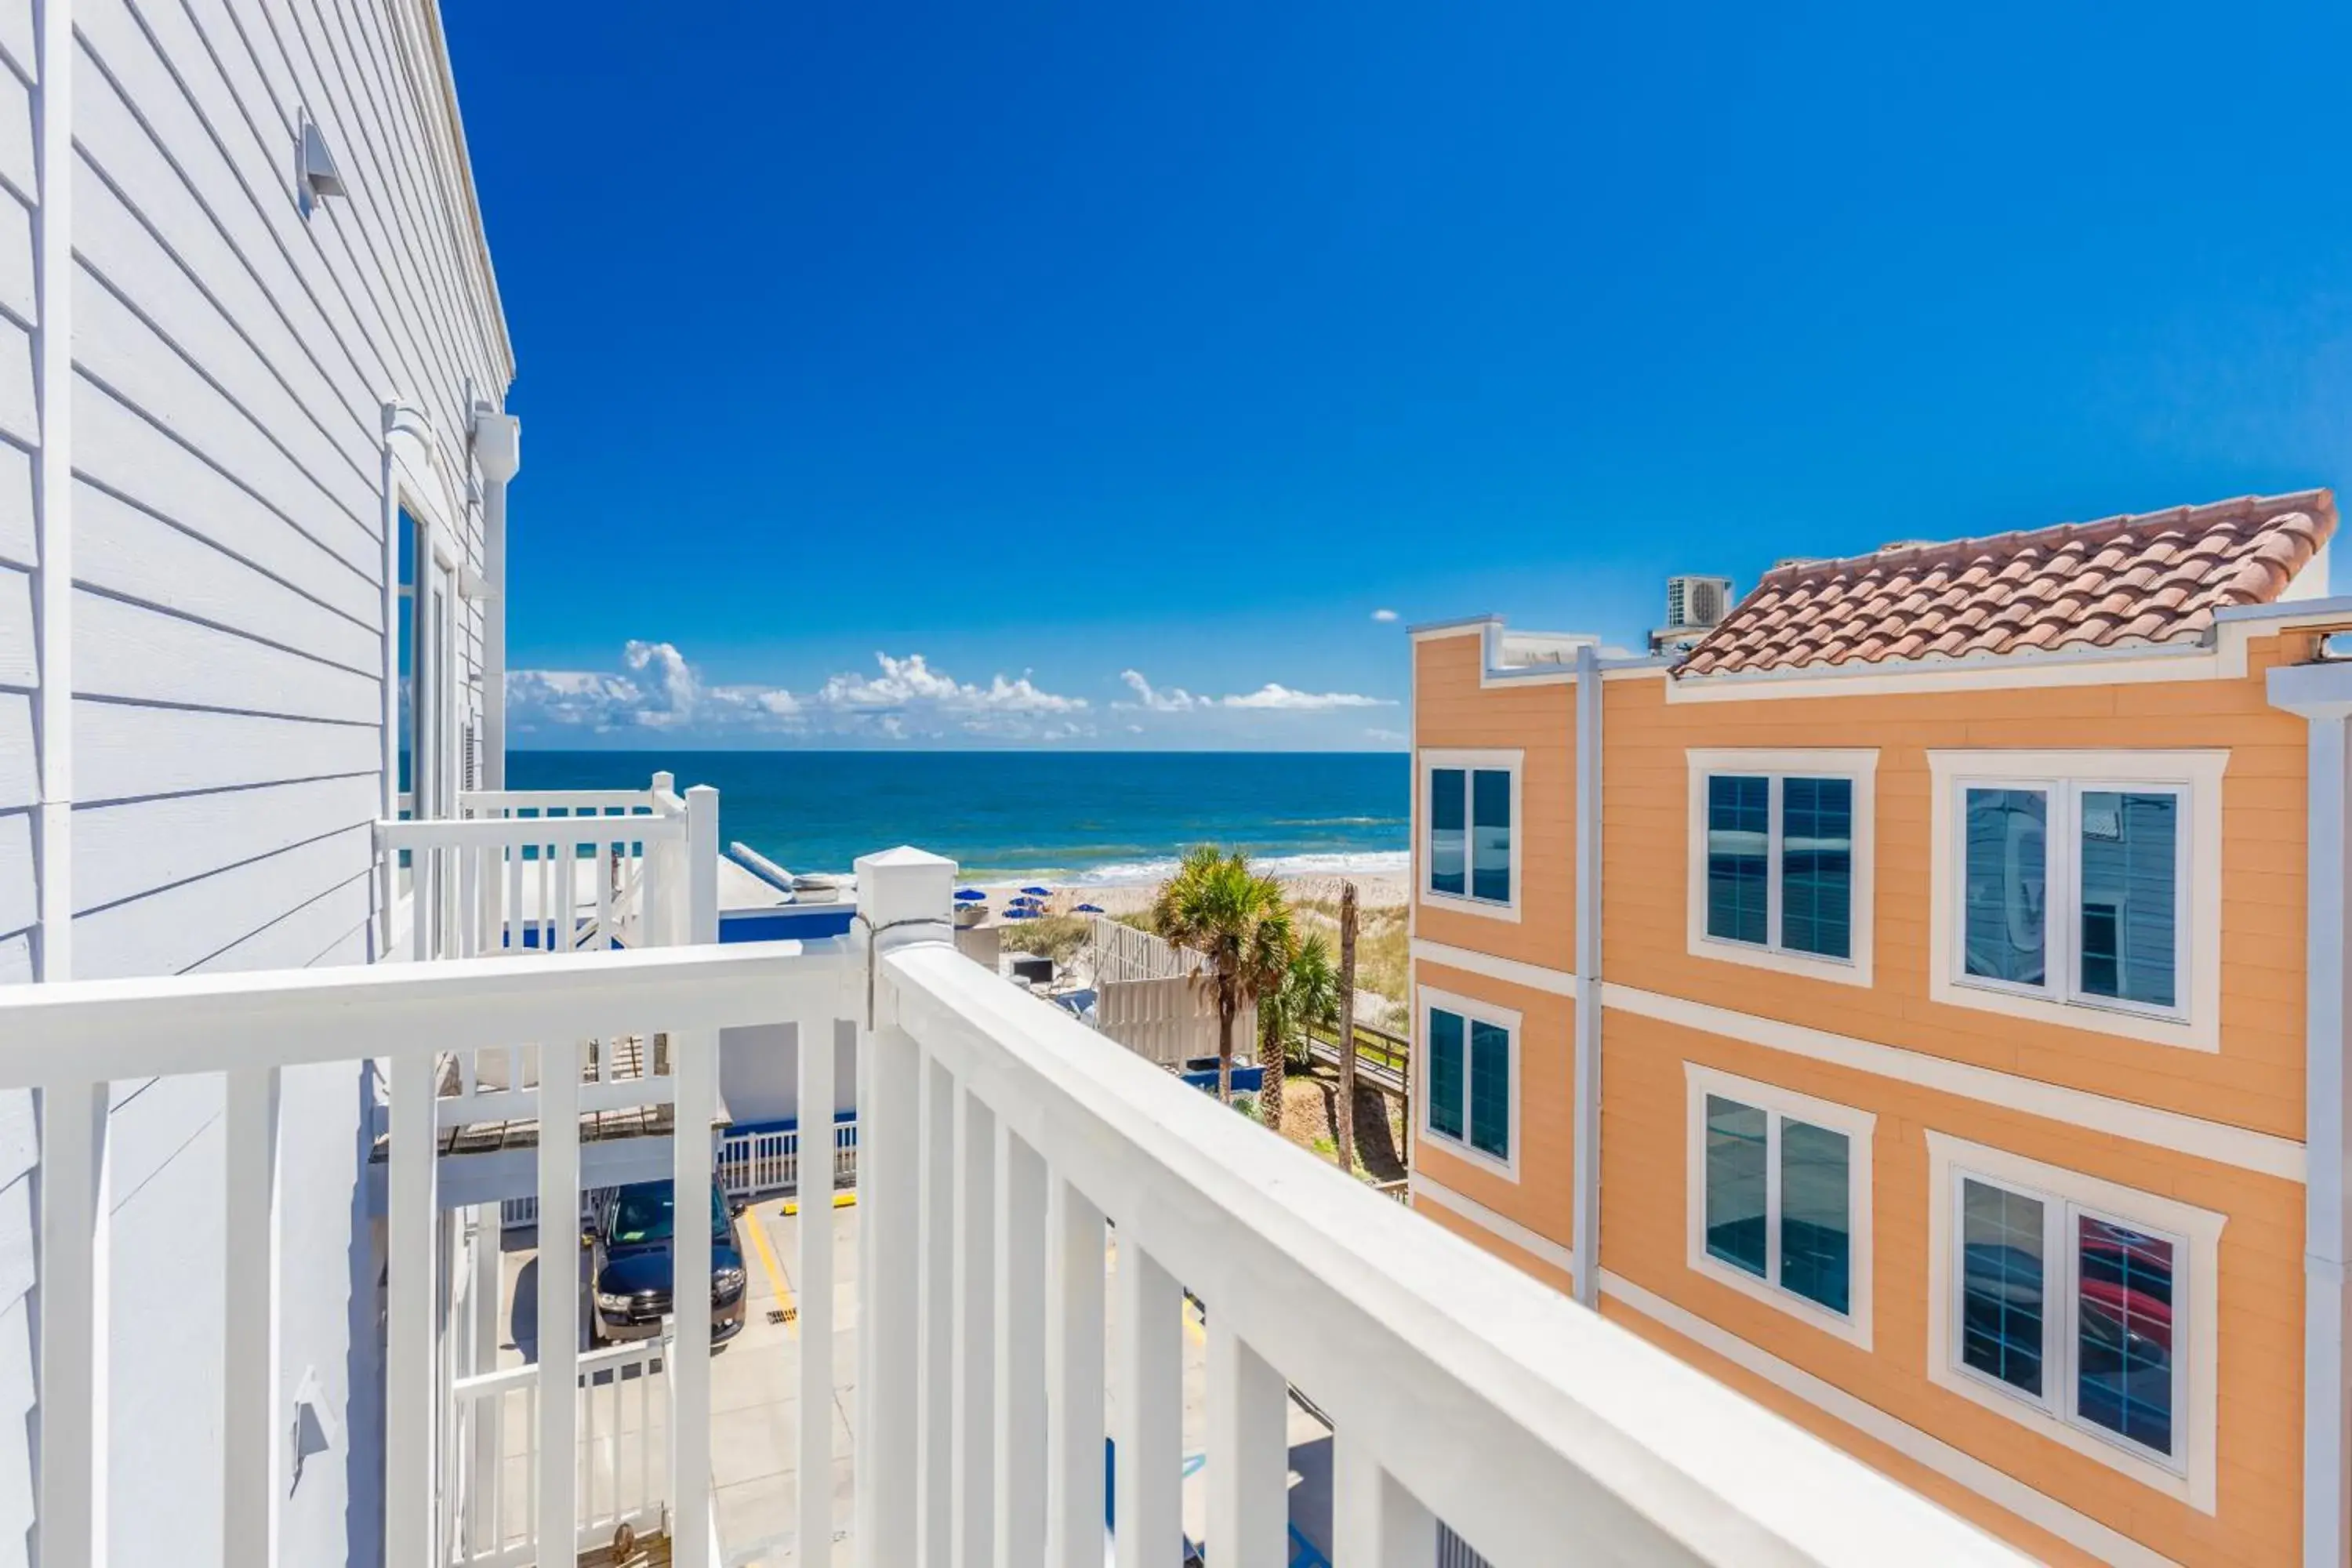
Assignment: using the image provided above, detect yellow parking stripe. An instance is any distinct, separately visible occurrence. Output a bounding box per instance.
[744,1201,797,1338]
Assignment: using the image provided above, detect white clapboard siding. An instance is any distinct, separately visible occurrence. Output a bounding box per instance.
[0,320,29,449]
[0,936,24,986]
[70,822,376,981]
[71,379,379,626]
[0,698,31,809]
[0,437,32,571]
[0,28,31,1568]
[74,699,383,802]
[74,775,381,913]
[72,480,379,674]
[190,872,372,975]
[0,567,27,688]
[0,56,28,200]
[0,815,27,938]
[0,190,30,321]
[73,589,379,722]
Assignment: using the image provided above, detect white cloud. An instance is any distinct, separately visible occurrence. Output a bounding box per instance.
[1364,727,1407,742]
[1220,683,1389,711]
[1116,670,1392,713]
[1371,608,1399,622]
[508,644,1085,741]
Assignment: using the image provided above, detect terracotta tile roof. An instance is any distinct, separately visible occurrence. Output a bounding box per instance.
[1675,490,2336,679]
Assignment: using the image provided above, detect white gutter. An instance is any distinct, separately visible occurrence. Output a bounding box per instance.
[2267,658,2352,1568]
[470,406,520,789]
[1571,643,1602,1306]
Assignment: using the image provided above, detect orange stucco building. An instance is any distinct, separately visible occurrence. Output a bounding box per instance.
[1406,492,2352,1566]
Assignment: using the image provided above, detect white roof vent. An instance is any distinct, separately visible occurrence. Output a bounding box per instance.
[297,111,346,212]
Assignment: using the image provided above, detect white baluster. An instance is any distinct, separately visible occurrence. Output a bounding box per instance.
[1331,1432,1436,1568]
[1206,1312,1287,1568]
[993,1127,1047,1567]
[506,841,524,956]
[223,1066,282,1566]
[857,1018,922,1568]
[918,1055,956,1567]
[1047,1179,1105,1568]
[1113,1233,1181,1568]
[387,1052,437,1566]
[953,1090,997,1566]
[670,1022,717,1568]
[595,834,614,950]
[797,1010,839,1565]
[538,1038,581,1560]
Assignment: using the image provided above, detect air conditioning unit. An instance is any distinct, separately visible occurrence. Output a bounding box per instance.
[1666,575,1733,631]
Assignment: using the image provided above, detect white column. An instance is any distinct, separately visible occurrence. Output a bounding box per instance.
[384,1052,437,1567]
[953,1090,996,1567]
[1046,1180,1105,1568]
[536,1040,581,1563]
[469,1203,502,1555]
[31,0,73,983]
[222,1066,282,1567]
[993,1127,1047,1568]
[1331,1432,1436,1568]
[797,1008,839,1563]
[672,1018,717,1568]
[2272,661,2352,1568]
[1112,1234,1179,1568]
[470,408,518,791]
[1206,1314,1287,1568]
[685,784,720,946]
[917,1054,955,1568]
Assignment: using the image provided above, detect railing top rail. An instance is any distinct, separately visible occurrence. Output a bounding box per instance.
[376,815,687,850]
[0,939,854,1088]
[884,943,2029,1568]
[453,1336,667,1399]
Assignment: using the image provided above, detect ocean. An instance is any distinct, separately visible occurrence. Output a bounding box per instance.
[506,750,1409,883]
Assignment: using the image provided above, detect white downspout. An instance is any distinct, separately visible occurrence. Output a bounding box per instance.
[1571,644,1603,1306]
[2268,658,2352,1568]
[470,406,520,792]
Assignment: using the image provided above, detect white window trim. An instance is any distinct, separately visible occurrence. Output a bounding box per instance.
[1685,749,1878,988]
[1924,1131,2223,1512]
[1927,750,2226,1051]
[1416,985,1521,1181]
[1682,1064,1875,1349]
[1420,748,1523,923]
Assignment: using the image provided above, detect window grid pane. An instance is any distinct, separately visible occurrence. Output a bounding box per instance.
[1429,769,1466,896]
[2076,1214,2176,1456]
[1780,778,1853,960]
[1471,769,1512,903]
[2078,791,2178,1009]
[1428,1010,1465,1141]
[1706,776,1770,946]
[1468,1020,1510,1159]
[1964,788,2048,987]
[1960,1178,2046,1397]
[1703,1096,1768,1278]
[1777,1120,1850,1314]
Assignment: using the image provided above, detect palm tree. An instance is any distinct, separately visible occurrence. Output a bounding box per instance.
[1151,847,1293,1104]
[1259,931,1339,1139]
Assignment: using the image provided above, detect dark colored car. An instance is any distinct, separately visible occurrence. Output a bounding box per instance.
[589,1178,748,1347]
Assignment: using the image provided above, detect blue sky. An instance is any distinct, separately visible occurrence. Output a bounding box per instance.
[446,1,2352,749]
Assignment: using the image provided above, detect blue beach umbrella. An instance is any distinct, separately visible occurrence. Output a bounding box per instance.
[1074,903,1105,914]
[954,888,987,902]
[1021,885,1053,898]
[1003,908,1039,921]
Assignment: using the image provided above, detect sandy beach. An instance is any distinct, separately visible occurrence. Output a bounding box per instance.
[969,869,1408,919]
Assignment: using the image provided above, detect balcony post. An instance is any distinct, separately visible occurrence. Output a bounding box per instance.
[685,784,719,946]
[1331,1432,1436,1568]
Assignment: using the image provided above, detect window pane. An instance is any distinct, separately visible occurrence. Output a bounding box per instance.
[1960,1178,2046,1397]
[2078,792,2178,1009]
[1428,1009,1465,1140]
[1707,776,1770,946]
[1964,788,2048,987]
[1780,778,1853,960]
[1471,770,1512,903]
[2076,1215,2175,1456]
[1778,1120,1850,1314]
[1704,1096,1768,1277]
[1468,1020,1510,1159]
[1429,769,1466,896]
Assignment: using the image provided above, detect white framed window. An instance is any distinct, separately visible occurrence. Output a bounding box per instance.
[1927,751,2225,1051]
[1682,1065,1874,1348]
[1417,986,1519,1181]
[1684,750,1877,986]
[1421,750,1520,921]
[1924,1132,2223,1511]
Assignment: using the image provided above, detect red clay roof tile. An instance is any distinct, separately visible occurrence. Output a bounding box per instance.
[1675,491,2336,679]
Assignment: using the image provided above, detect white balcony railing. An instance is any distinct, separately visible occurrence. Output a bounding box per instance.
[0,847,2037,1568]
